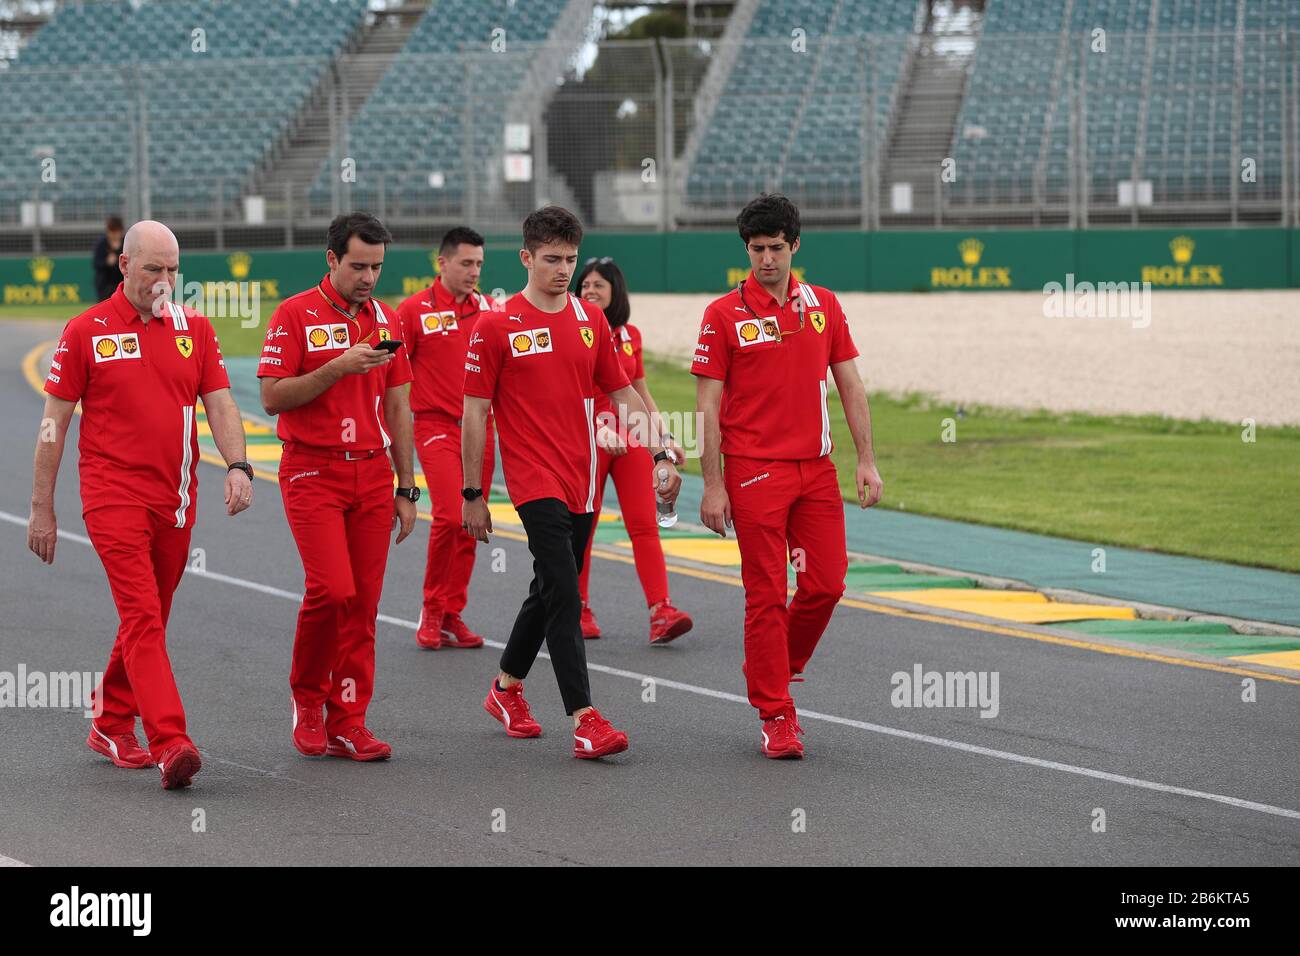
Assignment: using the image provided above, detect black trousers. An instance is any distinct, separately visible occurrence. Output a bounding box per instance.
[499,498,596,715]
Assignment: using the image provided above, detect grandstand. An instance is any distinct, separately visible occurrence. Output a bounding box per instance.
[0,0,1295,252]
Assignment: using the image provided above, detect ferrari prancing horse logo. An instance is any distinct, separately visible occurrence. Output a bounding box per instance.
[579,327,594,349]
[175,336,193,358]
[810,310,826,334]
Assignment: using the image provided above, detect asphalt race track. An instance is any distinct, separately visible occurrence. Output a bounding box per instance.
[1,319,1297,866]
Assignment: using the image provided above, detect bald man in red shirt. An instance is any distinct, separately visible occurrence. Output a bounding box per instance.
[396,226,500,650]
[693,195,883,760]
[29,220,253,791]
[259,213,417,763]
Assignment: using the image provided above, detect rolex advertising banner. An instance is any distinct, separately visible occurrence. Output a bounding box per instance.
[2,230,1294,310]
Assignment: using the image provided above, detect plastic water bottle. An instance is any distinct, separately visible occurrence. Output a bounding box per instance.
[656,466,678,529]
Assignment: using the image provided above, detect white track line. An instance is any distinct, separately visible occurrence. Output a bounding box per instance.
[3,508,1298,824]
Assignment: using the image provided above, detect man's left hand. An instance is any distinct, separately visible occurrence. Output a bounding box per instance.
[225,469,253,516]
[394,495,417,543]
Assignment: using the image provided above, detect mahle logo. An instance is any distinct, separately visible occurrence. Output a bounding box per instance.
[1141,235,1223,287]
[3,256,80,304]
[931,237,1012,288]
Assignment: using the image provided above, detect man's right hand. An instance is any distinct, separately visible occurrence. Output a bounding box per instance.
[332,343,392,376]
[462,496,492,543]
[700,483,732,538]
[28,503,57,564]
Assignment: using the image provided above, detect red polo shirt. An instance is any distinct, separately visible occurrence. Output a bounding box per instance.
[691,272,858,460]
[257,276,413,451]
[464,292,628,512]
[396,277,499,419]
[44,284,230,528]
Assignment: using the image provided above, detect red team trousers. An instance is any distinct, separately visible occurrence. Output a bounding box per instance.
[413,414,495,617]
[278,445,395,734]
[578,444,669,608]
[84,506,194,761]
[725,455,847,719]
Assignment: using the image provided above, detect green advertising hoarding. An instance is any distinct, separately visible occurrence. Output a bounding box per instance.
[2,230,1294,312]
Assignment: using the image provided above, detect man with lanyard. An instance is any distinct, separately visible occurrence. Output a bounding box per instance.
[259,213,418,762]
[30,220,253,790]
[396,226,500,650]
[461,205,682,759]
[692,194,883,759]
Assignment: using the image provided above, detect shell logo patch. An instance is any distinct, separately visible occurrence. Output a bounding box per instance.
[421,311,456,335]
[175,336,194,358]
[306,324,350,353]
[735,318,778,347]
[580,327,594,348]
[92,334,144,363]
[810,310,826,333]
[511,327,553,356]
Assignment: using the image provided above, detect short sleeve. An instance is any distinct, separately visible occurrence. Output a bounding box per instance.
[463,318,502,400]
[196,316,231,395]
[44,320,87,401]
[592,313,630,395]
[385,330,413,388]
[827,292,859,364]
[258,303,300,379]
[690,305,728,381]
[396,295,420,360]
[630,324,645,380]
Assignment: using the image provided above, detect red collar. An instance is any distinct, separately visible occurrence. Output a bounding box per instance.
[317,274,374,321]
[741,271,799,312]
[107,283,146,326]
[431,277,483,316]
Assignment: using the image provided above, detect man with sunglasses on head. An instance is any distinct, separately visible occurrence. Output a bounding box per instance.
[692,194,883,759]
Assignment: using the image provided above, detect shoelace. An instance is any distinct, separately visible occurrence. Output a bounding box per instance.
[507,686,535,721]
[302,706,323,733]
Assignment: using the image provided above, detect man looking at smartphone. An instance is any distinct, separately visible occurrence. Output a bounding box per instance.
[258,212,417,763]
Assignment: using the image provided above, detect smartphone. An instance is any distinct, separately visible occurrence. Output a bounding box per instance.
[373,339,403,353]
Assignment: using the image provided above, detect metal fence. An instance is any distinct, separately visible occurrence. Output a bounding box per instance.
[1,30,1296,250]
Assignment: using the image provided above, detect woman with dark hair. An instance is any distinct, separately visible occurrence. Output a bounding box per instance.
[576,257,693,644]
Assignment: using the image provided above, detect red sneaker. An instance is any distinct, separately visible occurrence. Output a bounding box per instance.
[581,604,601,640]
[483,680,542,738]
[760,707,804,759]
[291,698,327,756]
[440,612,484,648]
[573,708,628,759]
[157,743,201,789]
[326,727,392,761]
[86,724,154,769]
[416,606,443,649]
[649,601,693,644]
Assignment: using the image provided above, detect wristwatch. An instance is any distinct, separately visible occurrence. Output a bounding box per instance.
[396,486,421,503]
[461,487,483,502]
[652,451,671,464]
[227,461,254,481]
